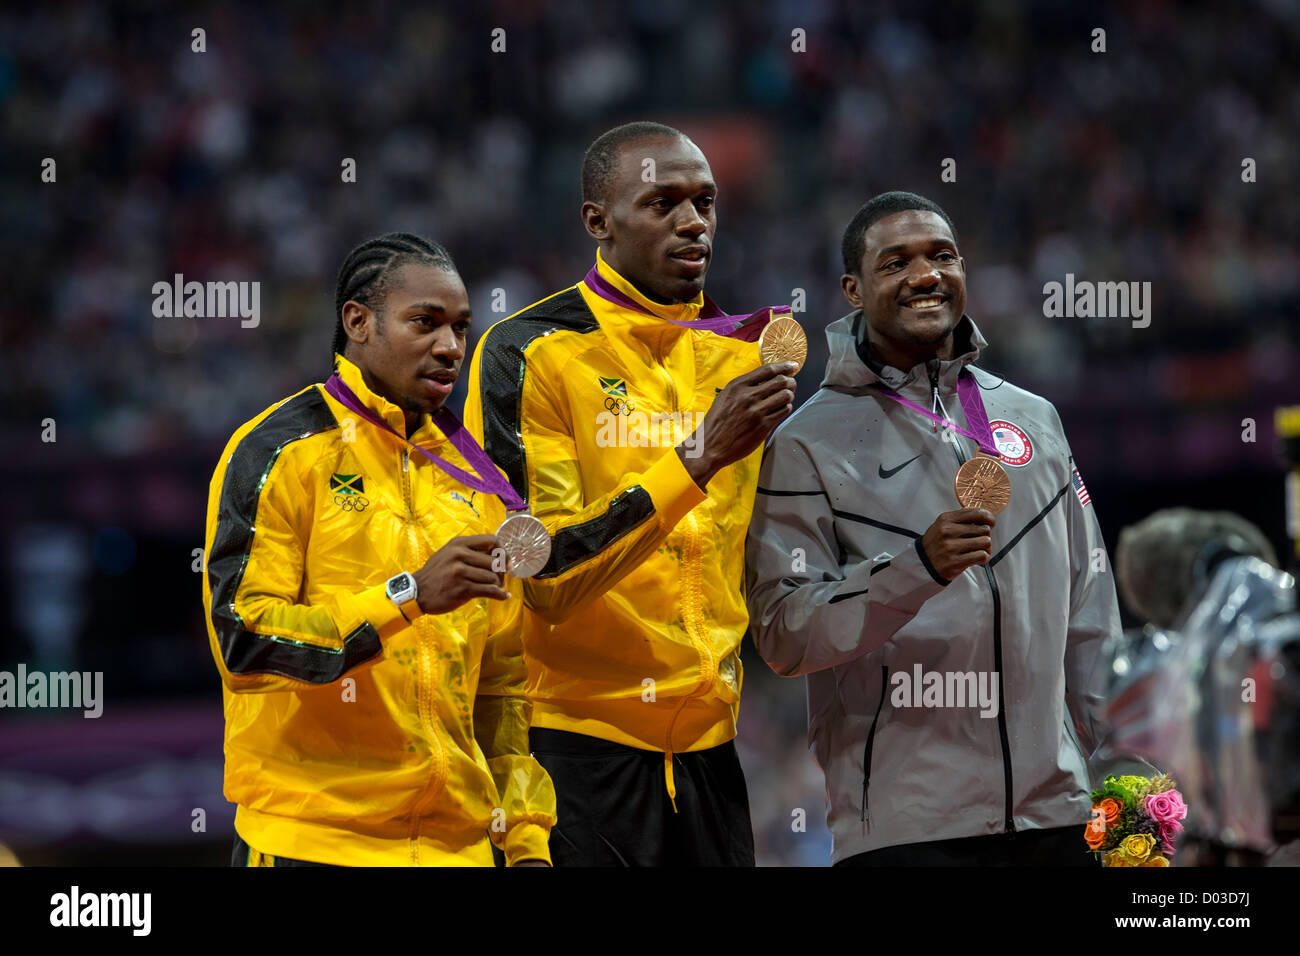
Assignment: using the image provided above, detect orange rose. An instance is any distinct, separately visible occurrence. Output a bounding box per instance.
[1098,798,1122,827]
[1084,818,1107,849]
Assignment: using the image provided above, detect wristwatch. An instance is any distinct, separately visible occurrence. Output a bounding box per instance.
[386,571,422,622]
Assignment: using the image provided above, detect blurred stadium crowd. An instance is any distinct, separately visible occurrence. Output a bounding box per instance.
[0,1,1296,865]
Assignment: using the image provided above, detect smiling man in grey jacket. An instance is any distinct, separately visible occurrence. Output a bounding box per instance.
[745,191,1117,866]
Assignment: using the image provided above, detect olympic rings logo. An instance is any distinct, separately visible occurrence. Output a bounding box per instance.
[603,395,635,415]
[333,494,370,512]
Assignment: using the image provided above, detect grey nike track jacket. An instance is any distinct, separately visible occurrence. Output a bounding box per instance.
[745,311,1119,863]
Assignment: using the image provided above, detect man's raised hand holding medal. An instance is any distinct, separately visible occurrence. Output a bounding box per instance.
[674,345,801,490]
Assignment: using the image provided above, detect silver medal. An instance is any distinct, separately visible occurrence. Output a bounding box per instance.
[495,513,551,578]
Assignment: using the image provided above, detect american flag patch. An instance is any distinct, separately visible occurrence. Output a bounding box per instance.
[1072,467,1091,506]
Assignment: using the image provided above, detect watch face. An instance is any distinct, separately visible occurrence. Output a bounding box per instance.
[387,573,412,599]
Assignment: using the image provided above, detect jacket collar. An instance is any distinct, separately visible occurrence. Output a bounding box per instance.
[586,248,706,359]
[821,310,988,397]
[331,352,445,445]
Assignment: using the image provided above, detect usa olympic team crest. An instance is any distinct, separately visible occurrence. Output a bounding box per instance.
[989,420,1033,467]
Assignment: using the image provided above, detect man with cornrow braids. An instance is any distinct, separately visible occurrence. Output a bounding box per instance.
[204,232,557,866]
[464,122,799,866]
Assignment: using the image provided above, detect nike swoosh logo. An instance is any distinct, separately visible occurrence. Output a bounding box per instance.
[878,454,922,479]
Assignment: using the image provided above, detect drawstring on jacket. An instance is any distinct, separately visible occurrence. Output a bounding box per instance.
[664,752,678,813]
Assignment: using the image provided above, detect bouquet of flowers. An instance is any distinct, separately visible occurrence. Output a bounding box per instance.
[1084,772,1188,867]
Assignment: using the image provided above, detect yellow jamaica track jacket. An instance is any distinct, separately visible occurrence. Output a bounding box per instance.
[202,354,556,866]
[464,250,766,793]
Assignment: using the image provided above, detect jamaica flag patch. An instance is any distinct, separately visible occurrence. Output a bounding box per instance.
[599,376,628,397]
[330,474,365,496]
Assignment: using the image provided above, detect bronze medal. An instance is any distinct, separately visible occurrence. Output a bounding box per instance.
[495,513,551,578]
[954,453,1011,514]
[758,315,807,368]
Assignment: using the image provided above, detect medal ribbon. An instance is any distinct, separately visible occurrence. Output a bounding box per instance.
[869,370,999,458]
[582,263,792,341]
[324,373,527,512]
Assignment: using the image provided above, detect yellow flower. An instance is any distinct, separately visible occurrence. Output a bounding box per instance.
[1121,833,1156,863]
[1140,855,1170,867]
[1104,849,1137,867]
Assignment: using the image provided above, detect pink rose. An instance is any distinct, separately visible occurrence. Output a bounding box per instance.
[1145,790,1188,825]
[1158,820,1182,854]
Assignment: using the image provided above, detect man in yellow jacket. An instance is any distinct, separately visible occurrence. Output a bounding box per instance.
[464,122,798,865]
[203,233,556,866]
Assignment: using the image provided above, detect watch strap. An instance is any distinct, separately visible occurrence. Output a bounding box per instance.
[398,596,422,623]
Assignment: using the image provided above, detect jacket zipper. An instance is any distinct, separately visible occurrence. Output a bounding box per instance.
[677,511,713,688]
[662,508,713,811]
[860,664,888,824]
[660,338,703,806]
[935,364,1016,834]
[401,444,449,858]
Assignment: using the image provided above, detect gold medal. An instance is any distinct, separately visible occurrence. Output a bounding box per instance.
[954,454,1011,514]
[758,314,806,368]
[495,514,551,578]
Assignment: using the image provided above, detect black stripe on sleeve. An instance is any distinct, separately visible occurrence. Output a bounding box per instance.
[220,620,381,683]
[475,288,599,506]
[826,556,895,604]
[828,588,869,605]
[534,486,657,579]
[207,388,380,683]
[832,508,922,540]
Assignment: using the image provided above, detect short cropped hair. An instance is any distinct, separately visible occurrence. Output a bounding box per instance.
[841,191,958,275]
[581,121,685,205]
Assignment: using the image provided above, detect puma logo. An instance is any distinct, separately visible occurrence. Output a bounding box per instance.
[450,490,480,516]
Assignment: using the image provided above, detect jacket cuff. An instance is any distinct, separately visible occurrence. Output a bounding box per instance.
[642,447,708,530]
[503,822,553,866]
[913,537,951,586]
[351,582,410,642]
